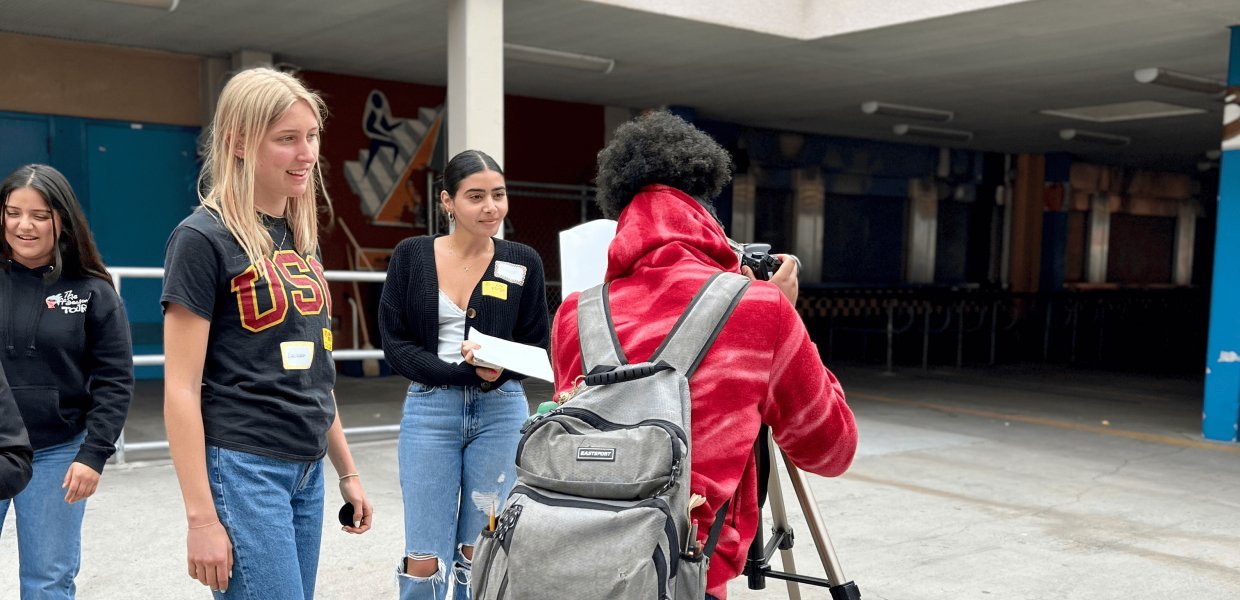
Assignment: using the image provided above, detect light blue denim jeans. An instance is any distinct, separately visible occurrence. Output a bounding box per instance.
[0,431,87,600]
[396,379,527,600]
[206,445,324,600]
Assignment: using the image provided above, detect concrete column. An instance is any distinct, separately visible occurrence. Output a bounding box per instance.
[1085,193,1111,283]
[230,49,273,71]
[1008,154,1045,294]
[792,167,824,283]
[447,0,504,166]
[1202,25,1240,443]
[731,172,756,243]
[201,56,229,124]
[1172,200,1199,286]
[907,177,938,284]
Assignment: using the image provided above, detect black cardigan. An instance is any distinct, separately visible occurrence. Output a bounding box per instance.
[379,236,550,391]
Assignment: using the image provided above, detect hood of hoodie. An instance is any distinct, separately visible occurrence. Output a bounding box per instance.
[604,184,740,282]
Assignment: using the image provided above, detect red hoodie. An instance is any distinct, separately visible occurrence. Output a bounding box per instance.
[551,184,857,598]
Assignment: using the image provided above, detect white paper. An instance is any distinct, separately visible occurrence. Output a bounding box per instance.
[467,327,554,383]
[559,219,617,300]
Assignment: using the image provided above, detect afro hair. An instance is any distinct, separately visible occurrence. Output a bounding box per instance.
[594,111,733,219]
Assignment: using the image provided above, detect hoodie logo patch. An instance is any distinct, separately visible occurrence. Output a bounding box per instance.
[45,291,90,314]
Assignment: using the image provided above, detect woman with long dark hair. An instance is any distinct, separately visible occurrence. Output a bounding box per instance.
[0,163,134,599]
[380,149,549,599]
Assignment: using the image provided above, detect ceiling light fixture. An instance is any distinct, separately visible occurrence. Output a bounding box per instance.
[862,101,954,122]
[1059,129,1130,146]
[505,44,615,74]
[1133,68,1226,95]
[94,0,178,10]
[892,124,973,142]
[1039,100,1205,123]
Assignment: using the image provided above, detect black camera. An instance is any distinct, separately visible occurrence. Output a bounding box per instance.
[736,242,800,281]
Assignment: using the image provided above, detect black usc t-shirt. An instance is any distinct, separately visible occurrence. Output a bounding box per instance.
[161,209,335,462]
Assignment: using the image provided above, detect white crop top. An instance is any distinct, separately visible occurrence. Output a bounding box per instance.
[436,289,467,364]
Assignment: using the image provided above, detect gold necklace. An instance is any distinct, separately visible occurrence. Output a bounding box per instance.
[458,252,481,272]
[447,239,489,272]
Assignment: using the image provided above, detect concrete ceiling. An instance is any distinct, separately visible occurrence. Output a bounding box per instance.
[3,0,1236,172]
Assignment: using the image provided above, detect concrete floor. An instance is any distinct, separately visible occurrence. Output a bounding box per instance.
[3,363,1238,599]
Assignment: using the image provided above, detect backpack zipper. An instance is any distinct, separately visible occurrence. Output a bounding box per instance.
[512,485,680,574]
[473,504,523,599]
[516,408,686,496]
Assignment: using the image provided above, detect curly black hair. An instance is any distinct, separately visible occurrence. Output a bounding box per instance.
[594,111,733,219]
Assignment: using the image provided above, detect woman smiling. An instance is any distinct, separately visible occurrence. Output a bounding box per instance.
[0,163,134,599]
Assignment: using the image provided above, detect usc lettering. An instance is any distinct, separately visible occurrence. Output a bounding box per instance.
[231,251,331,332]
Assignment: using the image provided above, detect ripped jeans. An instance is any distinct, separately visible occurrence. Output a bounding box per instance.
[397,380,527,600]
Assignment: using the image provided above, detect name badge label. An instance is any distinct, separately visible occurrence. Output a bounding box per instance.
[493,261,527,286]
[281,341,315,370]
[482,280,508,300]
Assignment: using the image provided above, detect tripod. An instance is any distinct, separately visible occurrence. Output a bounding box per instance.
[743,425,861,600]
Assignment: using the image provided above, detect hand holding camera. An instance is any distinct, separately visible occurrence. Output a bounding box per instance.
[736,243,800,305]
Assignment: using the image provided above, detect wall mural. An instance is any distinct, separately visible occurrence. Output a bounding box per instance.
[300,70,605,367]
[343,90,444,229]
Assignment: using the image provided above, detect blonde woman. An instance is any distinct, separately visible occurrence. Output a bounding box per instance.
[162,67,372,599]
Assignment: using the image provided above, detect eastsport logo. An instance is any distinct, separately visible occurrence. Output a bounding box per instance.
[576,447,616,462]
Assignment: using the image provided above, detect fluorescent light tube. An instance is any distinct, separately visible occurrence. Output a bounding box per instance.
[862,101,953,122]
[94,0,179,10]
[892,124,973,142]
[1059,129,1130,146]
[505,44,615,74]
[1133,68,1225,95]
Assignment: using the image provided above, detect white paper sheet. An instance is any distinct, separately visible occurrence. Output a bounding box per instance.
[467,327,554,383]
[559,219,617,300]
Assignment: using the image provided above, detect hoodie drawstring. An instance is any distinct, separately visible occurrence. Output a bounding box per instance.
[1,266,12,358]
[2,262,53,357]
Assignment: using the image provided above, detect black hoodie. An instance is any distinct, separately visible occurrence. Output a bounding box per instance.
[0,362,32,499]
[0,261,133,472]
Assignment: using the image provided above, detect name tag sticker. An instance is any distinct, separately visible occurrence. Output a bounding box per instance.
[482,280,508,300]
[493,261,527,286]
[281,341,315,370]
[322,328,333,352]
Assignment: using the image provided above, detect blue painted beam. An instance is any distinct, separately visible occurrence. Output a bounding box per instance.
[1202,25,1240,443]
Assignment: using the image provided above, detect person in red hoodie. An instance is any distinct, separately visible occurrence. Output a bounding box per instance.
[551,111,858,600]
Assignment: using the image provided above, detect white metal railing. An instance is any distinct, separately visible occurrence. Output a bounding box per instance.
[109,266,391,464]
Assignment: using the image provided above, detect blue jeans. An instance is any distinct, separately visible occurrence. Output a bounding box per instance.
[206,446,324,600]
[0,432,87,600]
[397,380,527,600]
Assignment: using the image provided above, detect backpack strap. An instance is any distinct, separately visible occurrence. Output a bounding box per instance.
[650,272,750,379]
[577,282,629,375]
[700,499,731,559]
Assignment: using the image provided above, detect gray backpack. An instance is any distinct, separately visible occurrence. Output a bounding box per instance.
[471,272,749,600]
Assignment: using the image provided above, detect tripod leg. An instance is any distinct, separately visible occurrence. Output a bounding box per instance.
[764,434,802,600]
[780,450,849,587]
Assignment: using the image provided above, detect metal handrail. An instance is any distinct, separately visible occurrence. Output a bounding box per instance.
[109,266,394,463]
